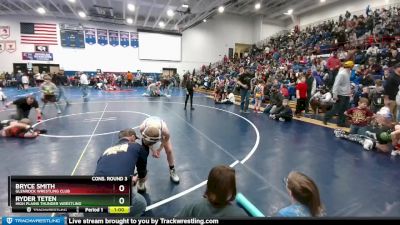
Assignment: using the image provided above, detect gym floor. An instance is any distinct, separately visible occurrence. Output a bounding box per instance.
[0,87,399,217]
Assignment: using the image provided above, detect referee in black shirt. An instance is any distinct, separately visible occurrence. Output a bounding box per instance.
[184,74,195,110]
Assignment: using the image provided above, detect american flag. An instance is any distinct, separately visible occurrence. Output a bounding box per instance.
[20,23,58,45]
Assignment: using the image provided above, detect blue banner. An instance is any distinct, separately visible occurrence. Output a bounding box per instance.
[130,32,138,48]
[108,30,119,47]
[2,217,64,225]
[84,28,96,45]
[22,52,53,61]
[97,29,108,46]
[120,31,129,47]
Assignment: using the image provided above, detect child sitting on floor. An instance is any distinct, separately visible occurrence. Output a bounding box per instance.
[344,97,374,134]
[334,107,394,152]
[270,99,293,122]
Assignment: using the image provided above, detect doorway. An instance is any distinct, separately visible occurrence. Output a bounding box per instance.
[13,63,60,74]
[13,63,28,73]
[235,43,252,58]
[162,68,177,77]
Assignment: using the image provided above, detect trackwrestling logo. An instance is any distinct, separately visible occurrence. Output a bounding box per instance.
[2,217,64,225]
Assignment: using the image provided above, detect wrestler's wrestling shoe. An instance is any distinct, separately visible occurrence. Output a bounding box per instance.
[170,168,180,183]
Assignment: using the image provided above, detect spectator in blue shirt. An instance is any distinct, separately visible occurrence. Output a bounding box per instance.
[276,171,324,217]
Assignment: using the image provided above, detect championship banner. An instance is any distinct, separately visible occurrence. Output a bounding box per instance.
[108,30,119,47]
[0,26,10,39]
[97,29,108,46]
[130,32,138,48]
[120,31,129,47]
[5,40,16,53]
[22,52,53,61]
[84,28,96,45]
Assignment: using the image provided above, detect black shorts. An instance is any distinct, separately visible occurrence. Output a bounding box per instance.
[42,95,57,103]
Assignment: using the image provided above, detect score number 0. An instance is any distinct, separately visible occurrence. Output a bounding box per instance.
[118,185,126,205]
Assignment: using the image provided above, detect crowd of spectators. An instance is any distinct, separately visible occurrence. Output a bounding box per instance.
[189,5,400,123]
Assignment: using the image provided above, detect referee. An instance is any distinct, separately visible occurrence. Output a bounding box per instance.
[184,74,194,110]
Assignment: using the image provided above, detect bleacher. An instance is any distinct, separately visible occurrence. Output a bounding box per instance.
[195,88,351,132]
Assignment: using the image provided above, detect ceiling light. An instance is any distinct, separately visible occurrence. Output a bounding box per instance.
[320,0,326,2]
[126,18,133,24]
[78,11,86,18]
[218,6,224,13]
[167,9,174,17]
[159,21,165,28]
[68,0,76,3]
[284,9,293,15]
[203,19,207,22]
[127,3,135,11]
[37,7,46,14]
[182,4,189,8]
[255,3,261,10]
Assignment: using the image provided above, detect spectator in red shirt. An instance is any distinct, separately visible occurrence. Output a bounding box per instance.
[344,97,373,134]
[326,52,341,88]
[295,76,308,117]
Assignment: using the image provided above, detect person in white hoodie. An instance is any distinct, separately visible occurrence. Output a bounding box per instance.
[323,61,354,127]
[21,73,29,90]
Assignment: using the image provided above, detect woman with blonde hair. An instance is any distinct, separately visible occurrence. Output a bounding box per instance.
[277,171,324,217]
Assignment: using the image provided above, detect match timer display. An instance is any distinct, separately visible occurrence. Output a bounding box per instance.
[9,176,131,213]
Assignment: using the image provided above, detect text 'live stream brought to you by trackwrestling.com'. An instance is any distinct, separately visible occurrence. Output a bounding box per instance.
[67,218,220,225]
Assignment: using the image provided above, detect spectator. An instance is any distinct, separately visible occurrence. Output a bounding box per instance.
[295,76,308,117]
[384,63,400,121]
[326,52,341,88]
[270,99,293,122]
[217,90,235,104]
[276,171,324,217]
[369,80,385,113]
[264,85,283,115]
[236,66,253,113]
[323,61,354,127]
[310,86,333,114]
[344,97,374,134]
[177,165,247,217]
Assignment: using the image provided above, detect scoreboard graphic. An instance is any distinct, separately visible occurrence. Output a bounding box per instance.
[9,176,131,213]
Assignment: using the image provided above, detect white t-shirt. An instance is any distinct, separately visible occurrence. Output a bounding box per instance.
[0,91,6,101]
[227,93,235,103]
[21,75,29,84]
[80,74,89,85]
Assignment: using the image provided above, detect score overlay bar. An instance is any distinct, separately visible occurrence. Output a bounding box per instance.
[9,176,131,213]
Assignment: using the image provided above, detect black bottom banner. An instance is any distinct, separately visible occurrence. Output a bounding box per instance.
[67,217,400,225]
